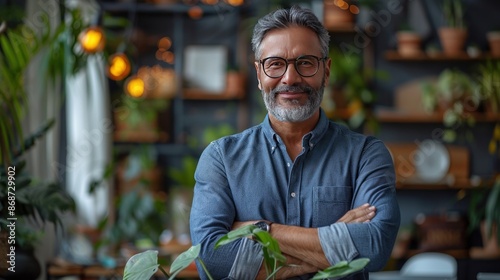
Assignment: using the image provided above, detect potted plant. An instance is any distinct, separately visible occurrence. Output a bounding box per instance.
[396,22,423,57]
[328,47,383,133]
[0,121,76,279]
[475,60,500,115]
[167,155,198,244]
[421,68,480,143]
[123,224,370,280]
[438,0,468,57]
[487,30,500,57]
[113,95,169,142]
[225,65,246,98]
[468,178,500,259]
[95,146,168,258]
[0,6,95,279]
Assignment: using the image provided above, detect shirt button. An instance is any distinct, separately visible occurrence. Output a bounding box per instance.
[291,192,296,198]
[287,162,290,167]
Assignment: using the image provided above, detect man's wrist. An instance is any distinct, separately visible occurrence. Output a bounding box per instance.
[253,220,273,232]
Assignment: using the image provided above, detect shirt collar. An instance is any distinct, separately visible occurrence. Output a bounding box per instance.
[262,108,329,148]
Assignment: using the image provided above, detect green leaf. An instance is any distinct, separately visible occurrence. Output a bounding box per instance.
[123,250,160,280]
[169,245,200,280]
[311,258,370,279]
[215,224,255,248]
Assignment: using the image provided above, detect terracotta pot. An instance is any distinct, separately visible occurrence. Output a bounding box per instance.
[438,27,468,56]
[397,31,423,57]
[469,221,499,259]
[487,31,500,57]
[225,71,245,98]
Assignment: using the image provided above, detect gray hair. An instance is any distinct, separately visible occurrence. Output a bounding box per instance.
[251,5,330,60]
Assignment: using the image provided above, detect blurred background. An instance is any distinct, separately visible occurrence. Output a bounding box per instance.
[1,0,500,279]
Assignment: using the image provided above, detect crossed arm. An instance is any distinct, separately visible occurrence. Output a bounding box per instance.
[232,203,376,279]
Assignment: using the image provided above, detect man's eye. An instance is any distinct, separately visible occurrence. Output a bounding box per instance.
[297,60,314,66]
[267,60,284,68]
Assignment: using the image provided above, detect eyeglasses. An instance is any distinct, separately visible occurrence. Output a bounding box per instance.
[257,55,327,78]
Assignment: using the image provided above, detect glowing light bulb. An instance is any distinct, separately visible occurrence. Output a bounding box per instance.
[188,6,203,19]
[226,0,243,6]
[107,53,131,81]
[126,76,145,98]
[79,26,105,53]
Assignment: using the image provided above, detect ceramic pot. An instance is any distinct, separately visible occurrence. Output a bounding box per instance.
[487,31,500,57]
[0,248,41,280]
[397,31,423,57]
[438,27,468,56]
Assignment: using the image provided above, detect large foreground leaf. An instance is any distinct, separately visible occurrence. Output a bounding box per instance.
[123,250,159,280]
[311,258,370,280]
[169,244,200,280]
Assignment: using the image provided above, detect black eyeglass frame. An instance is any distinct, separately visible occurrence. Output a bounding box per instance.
[256,55,328,78]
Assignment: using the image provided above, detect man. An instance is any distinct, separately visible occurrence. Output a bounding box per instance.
[190,5,400,279]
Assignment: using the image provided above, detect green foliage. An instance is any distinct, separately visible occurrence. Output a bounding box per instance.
[123,224,370,280]
[120,95,169,127]
[168,245,200,280]
[0,7,93,165]
[476,60,500,114]
[96,146,167,252]
[421,68,479,143]
[122,250,161,280]
[310,258,370,280]
[468,179,500,244]
[0,120,76,249]
[443,0,465,28]
[168,156,197,188]
[329,47,385,132]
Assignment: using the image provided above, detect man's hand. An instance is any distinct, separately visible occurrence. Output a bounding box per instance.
[337,203,376,223]
[232,203,375,231]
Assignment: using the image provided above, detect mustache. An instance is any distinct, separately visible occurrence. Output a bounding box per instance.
[270,85,313,96]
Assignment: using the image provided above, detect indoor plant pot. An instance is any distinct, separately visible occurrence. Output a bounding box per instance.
[438,0,467,57]
[396,31,423,57]
[487,31,500,57]
[438,27,468,56]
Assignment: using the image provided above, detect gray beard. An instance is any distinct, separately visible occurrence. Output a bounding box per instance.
[262,84,324,122]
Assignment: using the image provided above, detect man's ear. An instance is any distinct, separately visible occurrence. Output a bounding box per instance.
[254,61,262,90]
[323,57,331,87]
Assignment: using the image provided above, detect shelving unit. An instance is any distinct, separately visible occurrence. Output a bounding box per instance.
[99,2,249,153]
[376,108,500,123]
[384,50,500,62]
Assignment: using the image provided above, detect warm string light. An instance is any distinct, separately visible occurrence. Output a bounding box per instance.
[107,53,131,81]
[79,26,106,53]
[125,76,146,98]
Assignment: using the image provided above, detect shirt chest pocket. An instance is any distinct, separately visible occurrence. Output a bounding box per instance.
[312,186,353,227]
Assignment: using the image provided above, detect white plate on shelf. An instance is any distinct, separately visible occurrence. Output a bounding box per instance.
[413,140,450,183]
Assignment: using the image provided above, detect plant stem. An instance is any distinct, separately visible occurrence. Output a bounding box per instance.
[198,259,214,280]
[158,265,170,278]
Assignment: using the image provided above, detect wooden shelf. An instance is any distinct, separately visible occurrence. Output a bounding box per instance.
[100,2,239,14]
[376,108,500,123]
[395,176,475,190]
[385,50,500,61]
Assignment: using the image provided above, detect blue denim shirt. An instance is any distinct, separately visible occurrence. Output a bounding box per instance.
[190,109,400,280]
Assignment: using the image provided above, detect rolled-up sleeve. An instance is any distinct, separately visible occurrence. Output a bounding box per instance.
[317,139,400,271]
[190,141,264,279]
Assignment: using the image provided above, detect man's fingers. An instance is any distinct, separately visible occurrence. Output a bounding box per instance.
[337,203,376,223]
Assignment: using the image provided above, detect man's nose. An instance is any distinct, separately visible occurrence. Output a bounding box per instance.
[281,62,302,84]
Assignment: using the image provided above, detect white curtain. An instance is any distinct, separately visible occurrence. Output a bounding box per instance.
[64,0,112,228]
[65,53,111,227]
